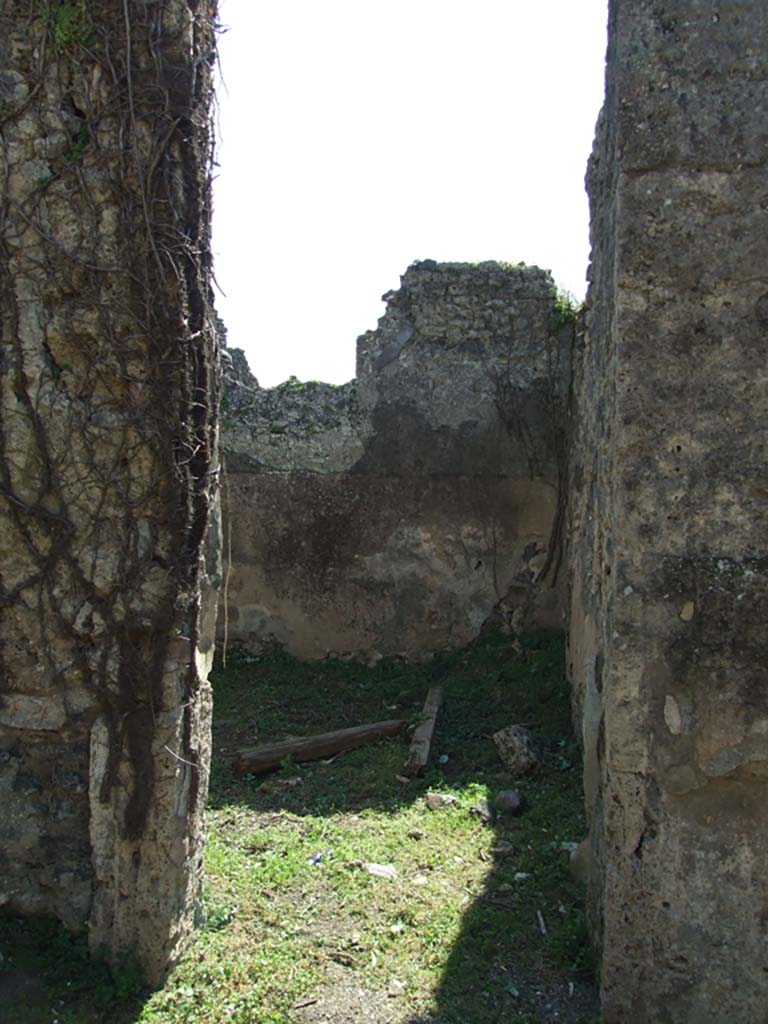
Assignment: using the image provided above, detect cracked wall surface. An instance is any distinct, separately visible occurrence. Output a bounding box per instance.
[568,1,768,1019]
[222,261,572,659]
[0,0,220,984]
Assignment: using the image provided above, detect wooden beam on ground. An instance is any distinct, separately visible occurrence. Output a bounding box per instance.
[233,719,405,775]
[402,686,444,778]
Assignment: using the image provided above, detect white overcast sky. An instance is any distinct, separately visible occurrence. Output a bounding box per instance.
[212,1,608,386]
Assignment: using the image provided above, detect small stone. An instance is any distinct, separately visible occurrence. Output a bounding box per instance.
[413,873,429,886]
[492,725,541,775]
[387,979,406,997]
[469,798,495,824]
[0,694,67,732]
[493,789,526,816]
[363,862,398,881]
[407,828,425,840]
[491,841,517,857]
[664,695,683,735]
[679,601,695,622]
[426,792,458,811]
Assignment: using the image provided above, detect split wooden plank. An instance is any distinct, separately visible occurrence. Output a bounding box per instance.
[402,686,444,778]
[233,718,405,775]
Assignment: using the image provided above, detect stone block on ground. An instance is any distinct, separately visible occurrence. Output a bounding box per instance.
[492,725,541,775]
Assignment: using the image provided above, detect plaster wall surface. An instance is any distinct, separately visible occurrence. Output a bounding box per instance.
[568,1,768,1019]
[0,0,220,984]
[222,262,571,659]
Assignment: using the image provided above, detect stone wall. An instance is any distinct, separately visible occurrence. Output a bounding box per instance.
[222,261,572,659]
[568,1,768,1020]
[0,1,220,984]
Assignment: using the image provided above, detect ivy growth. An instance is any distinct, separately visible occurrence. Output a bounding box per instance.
[65,122,89,163]
[48,0,94,51]
[550,287,582,331]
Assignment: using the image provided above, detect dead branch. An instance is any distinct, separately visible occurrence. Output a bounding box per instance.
[233,719,405,775]
[402,686,444,778]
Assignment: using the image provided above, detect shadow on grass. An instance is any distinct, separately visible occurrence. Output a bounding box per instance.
[0,915,150,1024]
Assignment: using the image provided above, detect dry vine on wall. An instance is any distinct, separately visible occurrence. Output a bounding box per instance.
[0,0,221,971]
[487,300,574,621]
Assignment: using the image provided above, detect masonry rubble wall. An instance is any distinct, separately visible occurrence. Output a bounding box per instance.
[221,261,572,660]
[568,1,768,1019]
[0,1,220,984]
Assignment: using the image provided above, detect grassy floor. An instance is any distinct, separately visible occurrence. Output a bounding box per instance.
[0,630,598,1024]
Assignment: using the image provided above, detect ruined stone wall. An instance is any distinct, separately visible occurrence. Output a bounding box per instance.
[0,1,219,984]
[223,262,572,659]
[569,1,768,1019]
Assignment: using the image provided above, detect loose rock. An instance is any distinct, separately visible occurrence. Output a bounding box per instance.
[490,841,518,857]
[425,792,458,811]
[469,798,495,824]
[492,725,541,775]
[493,789,526,817]
[362,862,398,881]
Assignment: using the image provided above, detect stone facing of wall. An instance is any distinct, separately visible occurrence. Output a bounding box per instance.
[0,1,220,985]
[223,261,571,659]
[568,2,768,1020]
